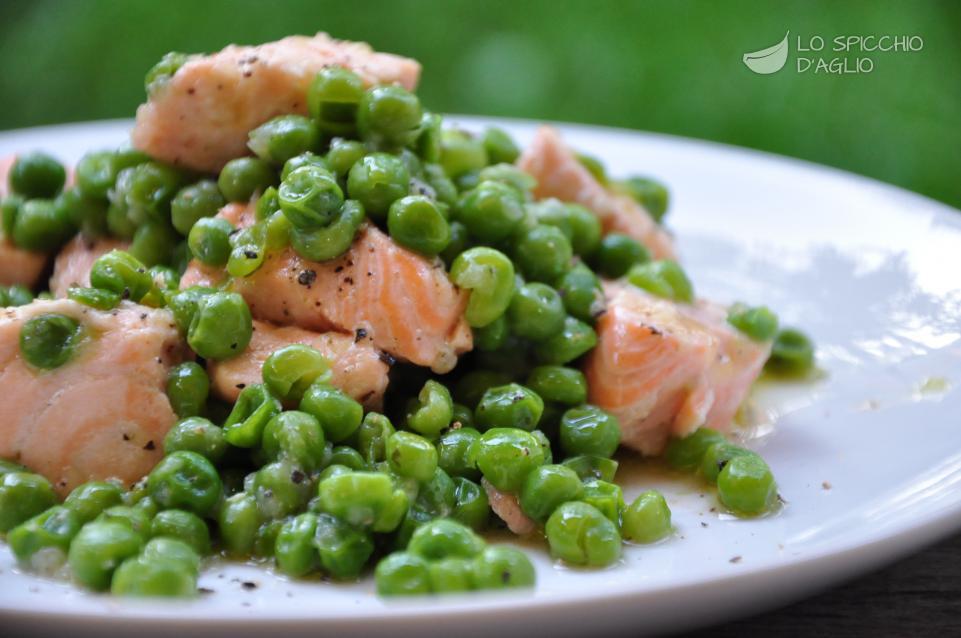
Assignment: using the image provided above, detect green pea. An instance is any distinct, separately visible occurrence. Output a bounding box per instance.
[622,489,672,543]
[567,206,603,258]
[700,442,756,484]
[132,495,160,519]
[166,286,214,334]
[617,176,669,223]
[1,194,23,237]
[7,505,80,571]
[450,247,515,328]
[163,417,225,463]
[472,546,535,589]
[55,188,108,239]
[353,412,395,465]
[288,199,364,262]
[581,479,624,525]
[423,163,458,207]
[425,557,473,593]
[457,180,524,243]
[477,164,536,196]
[248,115,319,165]
[357,84,422,146]
[453,370,513,409]
[532,316,598,364]
[346,153,409,220]
[106,201,136,240]
[166,362,210,419]
[508,282,565,342]
[474,383,544,432]
[147,451,222,517]
[143,536,201,576]
[4,284,33,307]
[727,303,779,341]
[252,518,284,558]
[111,553,197,597]
[299,383,363,443]
[144,50,188,94]
[387,431,439,483]
[375,551,431,595]
[414,467,457,518]
[328,446,367,471]
[150,265,179,291]
[531,429,554,465]
[9,151,66,198]
[68,521,144,590]
[133,223,180,270]
[405,380,454,438]
[278,164,343,229]
[525,366,587,406]
[718,454,778,515]
[545,501,621,567]
[125,162,184,222]
[308,66,365,136]
[12,199,74,251]
[217,493,262,556]
[218,157,276,202]
[75,150,118,199]
[251,460,313,519]
[520,464,584,523]
[472,428,545,492]
[437,427,481,480]
[664,428,726,470]
[559,405,620,458]
[97,505,152,541]
[171,180,225,235]
[594,233,650,278]
[280,151,328,182]
[472,314,508,351]
[262,411,326,472]
[90,250,154,302]
[170,239,192,274]
[314,512,374,580]
[386,195,451,257]
[766,328,816,376]
[223,220,266,277]
[481,127,520,165]
[451,477,489,531]
[19,313,84,370]
[64,481,124,524]
[407,518,485,562]
[439,129,488,178]
[556,263,606,324]
[254,186,281,221]
[626,259,694,303]
[325,138,367,178]
[187,291,252,361]
[259,344,330,405]
[527,199,573,241]
[0,459,26,477]
[150,509,211,555]
[274,512,320,577]
[513,225,573,284]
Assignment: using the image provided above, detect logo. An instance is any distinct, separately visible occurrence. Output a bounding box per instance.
[744,31,924,76]
[743,31,790,74]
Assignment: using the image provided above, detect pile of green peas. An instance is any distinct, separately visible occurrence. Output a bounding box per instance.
[0,51,818,599]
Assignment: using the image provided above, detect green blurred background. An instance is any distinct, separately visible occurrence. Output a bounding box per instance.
[0,0,958,207]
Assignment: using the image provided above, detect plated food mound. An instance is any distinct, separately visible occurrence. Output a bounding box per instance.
[0,33,814,599]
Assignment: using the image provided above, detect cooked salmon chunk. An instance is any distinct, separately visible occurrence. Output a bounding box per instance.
[584,282,770,455]
[0,154,48,287]
[131,33,422,173]
[181,204,472,373]
[0,299,186,495]
[517,127,675,259]
[483,478,536,536]
[49,235,129,297]
[208,319,389,409]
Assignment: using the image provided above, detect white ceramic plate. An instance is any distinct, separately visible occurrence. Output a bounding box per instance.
[1,119,959,637]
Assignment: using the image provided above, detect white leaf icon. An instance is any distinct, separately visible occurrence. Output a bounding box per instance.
[743,31,790,74]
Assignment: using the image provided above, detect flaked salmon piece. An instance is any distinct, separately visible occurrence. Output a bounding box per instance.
[0,299,186,495]
[584,282,770,455]
[49,235,130,297]
[208,319,389,409]
[181,203,472,373]
[482,478,536,536]
[517,127,675,260]
[131,33,421,173]
[0,155,48,287]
